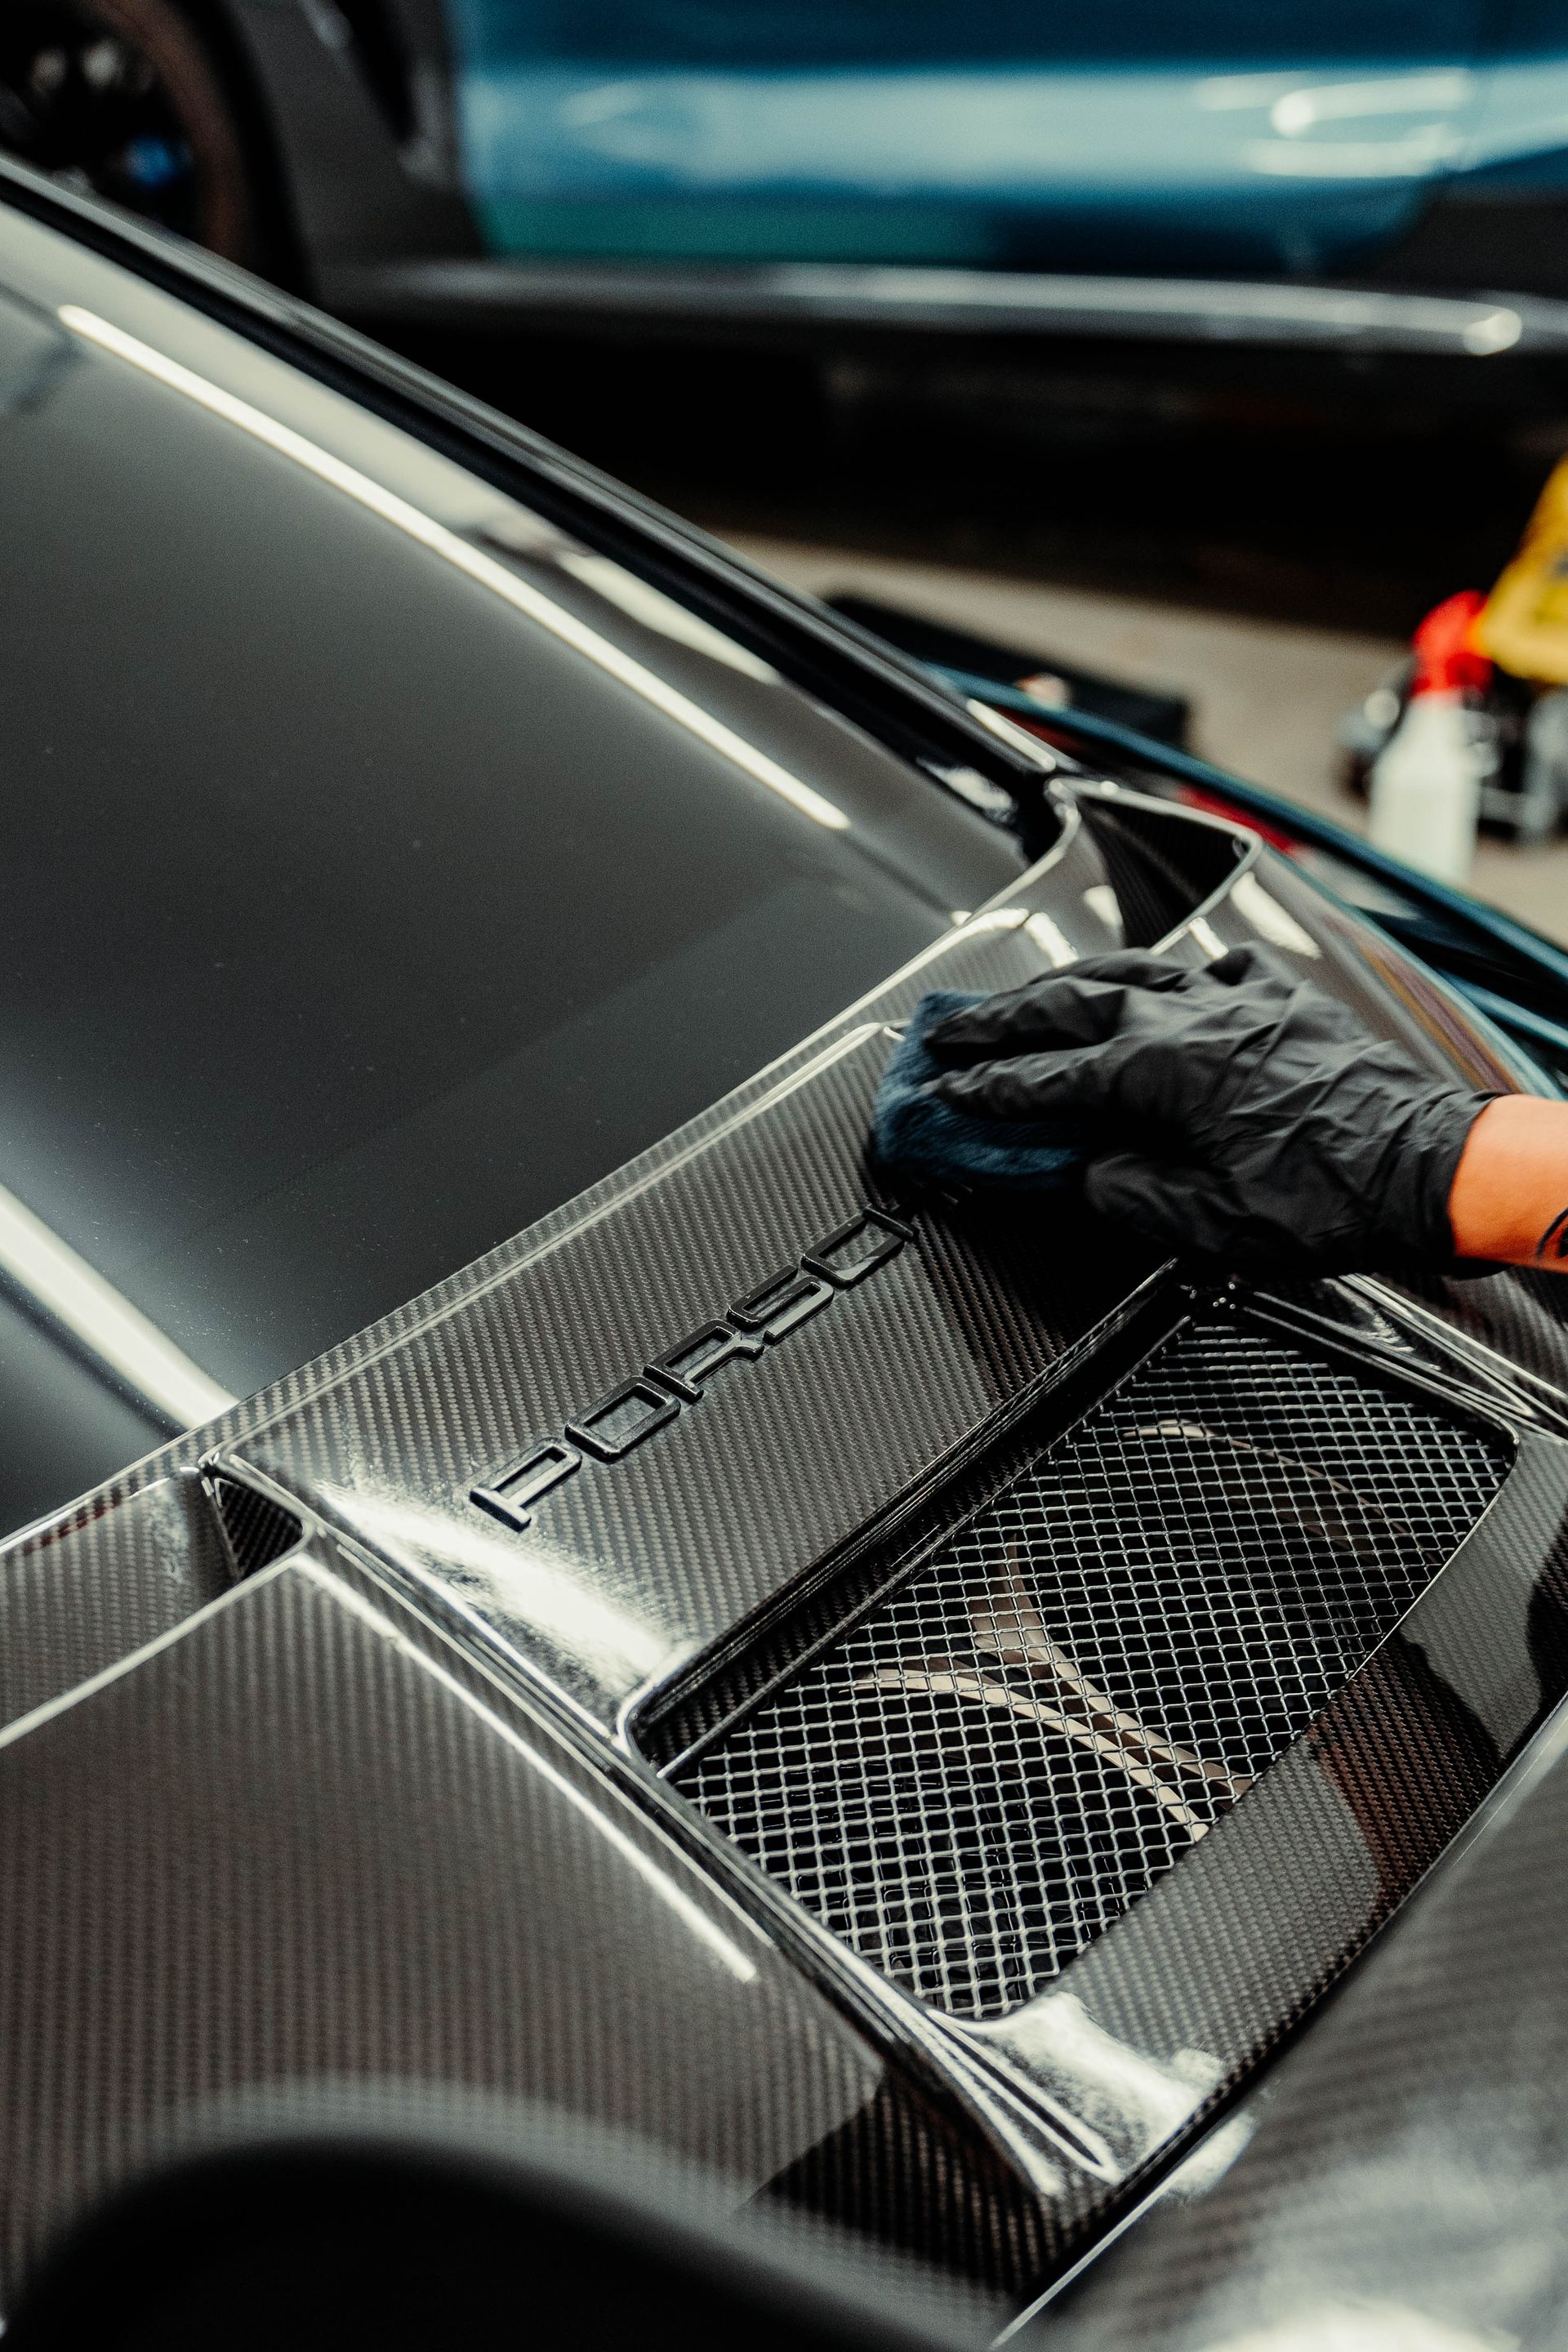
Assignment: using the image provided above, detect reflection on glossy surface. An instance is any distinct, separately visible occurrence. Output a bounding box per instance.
[1241,68,1472,181]
[206,806,1538,1754]
[60,307,854,837]
[1200,2310,1501,2352]
[1196,848,1528,1096]
[19,192,1568,2328]
[988,1334,1568,2282]
[980,1993,1220,2185]
[1024,912,1077,967]
[0,203,1027,1535]
[553,549,782,681]
[1225,873,1320,960]
[298,1556,761,1982]
[230,875,1161,1727]
[1043,1692,1568,2349]
[434,0,1568,288]
[0,282,73,412]
[0,1287,172,1539]
[455,46,1474,273]
[327,1485,677,1697]
[2,697,1566,2310]
[0,1544,910,2308]
[0,1178,234,1430]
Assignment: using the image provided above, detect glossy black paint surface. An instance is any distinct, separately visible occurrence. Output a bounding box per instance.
[0,198,1024,1532]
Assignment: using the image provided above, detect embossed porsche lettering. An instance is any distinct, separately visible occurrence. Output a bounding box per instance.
[470,1206,911,1532]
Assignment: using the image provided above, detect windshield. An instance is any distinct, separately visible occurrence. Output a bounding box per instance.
[0,204,1024,1536]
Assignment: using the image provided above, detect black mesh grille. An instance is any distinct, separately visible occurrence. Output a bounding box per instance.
[673,1322,1508,2020]
[208,1475,305,1577]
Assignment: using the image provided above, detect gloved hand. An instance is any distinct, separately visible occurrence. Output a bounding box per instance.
[926,945,1497,1276]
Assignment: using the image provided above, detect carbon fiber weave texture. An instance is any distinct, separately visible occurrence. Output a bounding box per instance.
[1390,1259,1568,1406]
[0,1547,896,2304]
[1040,1690,1568,2346]
[0,804,1559,2312]
[0,826,1113,1739]
[672,1319,1508,2020]
[0,1476,230,1731]
[982,1418,1568,2247]
[230,1029,1156,1722]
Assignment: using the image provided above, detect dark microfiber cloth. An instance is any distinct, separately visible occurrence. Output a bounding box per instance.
[871,989,1083,1190]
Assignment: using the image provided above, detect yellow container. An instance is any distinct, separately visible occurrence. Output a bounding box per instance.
[1474,453,1568,684]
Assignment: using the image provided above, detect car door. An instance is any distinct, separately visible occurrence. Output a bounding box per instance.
[443,0,1491,277]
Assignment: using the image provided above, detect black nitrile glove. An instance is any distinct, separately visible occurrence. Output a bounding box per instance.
[926,945,1496,1276]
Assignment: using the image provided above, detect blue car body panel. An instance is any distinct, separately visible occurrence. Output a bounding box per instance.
[439,0,1568,275]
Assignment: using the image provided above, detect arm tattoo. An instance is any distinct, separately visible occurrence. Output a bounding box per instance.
[1535,1206,1568,1263]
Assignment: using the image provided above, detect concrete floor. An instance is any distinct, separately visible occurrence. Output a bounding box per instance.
[726,532,1568,947]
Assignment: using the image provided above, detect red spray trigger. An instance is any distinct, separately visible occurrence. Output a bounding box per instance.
[1410,590,1491,696]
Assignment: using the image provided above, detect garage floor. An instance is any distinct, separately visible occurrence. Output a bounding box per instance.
[724,532,1568,947]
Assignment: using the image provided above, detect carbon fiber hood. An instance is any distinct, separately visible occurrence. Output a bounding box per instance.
[194,800,1541,1728]
[2,789,1566,2318]
[1037,1701,1568,2350]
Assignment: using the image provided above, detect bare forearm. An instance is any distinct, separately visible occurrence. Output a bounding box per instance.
[1448,1095,1568,1269]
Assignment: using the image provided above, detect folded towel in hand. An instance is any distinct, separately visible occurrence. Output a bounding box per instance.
[871,989,1083,1190]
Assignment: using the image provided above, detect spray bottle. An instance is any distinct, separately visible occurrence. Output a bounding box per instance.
[1368,589,1491,884]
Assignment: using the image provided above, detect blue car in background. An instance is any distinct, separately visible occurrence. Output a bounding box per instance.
[9,0,1568,358]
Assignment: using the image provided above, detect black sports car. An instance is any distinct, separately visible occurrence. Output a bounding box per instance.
[6,152,1568,2348]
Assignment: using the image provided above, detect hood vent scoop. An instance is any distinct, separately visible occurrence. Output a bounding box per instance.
[207,1472,305,1579]
[664,1318,1507,2019]
[1077,796,1245,947]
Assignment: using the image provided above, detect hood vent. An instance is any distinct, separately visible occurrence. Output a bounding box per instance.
[1076,796,1244,947]
[207,1473,305,1579]
[666,1319,1507,2020]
